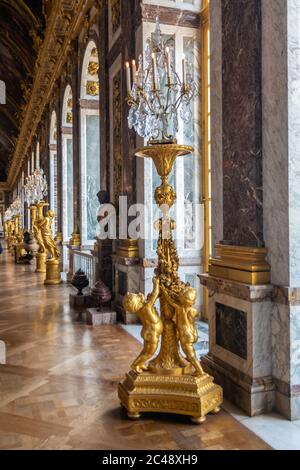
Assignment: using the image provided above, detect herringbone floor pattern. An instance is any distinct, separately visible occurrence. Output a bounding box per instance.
[0,248,271,450]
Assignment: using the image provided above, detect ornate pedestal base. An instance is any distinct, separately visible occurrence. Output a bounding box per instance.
[45,259,62,285]
[14,244,25,264]
[86,308,117,326]
[118,370,222,424]
[36,253,47,273]
[200,273,275,416]
[69,293,92,309]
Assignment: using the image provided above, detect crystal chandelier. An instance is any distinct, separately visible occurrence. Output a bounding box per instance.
[4,197,22,221]
[4,207,13,222]
[24,168,48,206]
[126,17,196,144]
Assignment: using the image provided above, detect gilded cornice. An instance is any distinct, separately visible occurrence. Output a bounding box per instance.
[7,0,103,189]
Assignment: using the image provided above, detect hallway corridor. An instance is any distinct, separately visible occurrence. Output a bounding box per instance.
[0,247,271,450]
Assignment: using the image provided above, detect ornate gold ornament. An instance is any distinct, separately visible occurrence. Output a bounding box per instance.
[66,112,73,124]
[86,80,99,96]
[91,46,98,57]
[88,61,99,76]
[111,0,121,35]
[119,144,223,423]
[113,71,122,207]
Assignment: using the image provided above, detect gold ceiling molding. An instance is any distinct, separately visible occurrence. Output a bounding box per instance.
[7,0,104,189]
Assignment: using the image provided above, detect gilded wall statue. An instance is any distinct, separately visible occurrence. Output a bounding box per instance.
[33,218,46,254]
[39,211,60,260]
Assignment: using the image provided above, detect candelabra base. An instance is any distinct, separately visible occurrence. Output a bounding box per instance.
[36,253,47,273]
[118,370,223,424]
[14,244,26,264]
[44,259,62,285]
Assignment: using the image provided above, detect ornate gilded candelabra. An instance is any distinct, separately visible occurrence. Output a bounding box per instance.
[23,168,60,282]
[4,209,13,250]
[118,18,222,424]
[4,198,23,259]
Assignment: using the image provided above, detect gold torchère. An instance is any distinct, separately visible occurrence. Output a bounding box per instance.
[9,217,18,254]
[32,203,47,273]
[118,144,223,424]
[14,214,25,264]
[40,210,62,285]
[5,220,12,250]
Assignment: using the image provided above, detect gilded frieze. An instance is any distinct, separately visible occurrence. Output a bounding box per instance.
[111,0,121,35]
[113,71,122,206]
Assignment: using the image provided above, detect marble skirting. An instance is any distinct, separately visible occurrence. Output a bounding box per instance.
[201,273,300,306]
[200,273,300,420]
[202,354,275,416]
[200,273,274,415]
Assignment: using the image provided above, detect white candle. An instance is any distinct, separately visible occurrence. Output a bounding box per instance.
[31,152,35,172]
[165,47,171,84]
[36,142,40,170]
[132,60,137,83]
[125,62,131,95]
[182,54,186,87]
[152,52,157,89]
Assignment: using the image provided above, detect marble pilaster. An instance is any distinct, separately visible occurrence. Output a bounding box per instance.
[262,0,300,419]
[222,0,263,247]
[210,0,223,255]
[200,274,275,416]
[203,0,274,417]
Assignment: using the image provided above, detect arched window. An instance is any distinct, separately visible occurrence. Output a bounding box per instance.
[80,41,100,245]
[49,110,58,234]
[62,85,74,242]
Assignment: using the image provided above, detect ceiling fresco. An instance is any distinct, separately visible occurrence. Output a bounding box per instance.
[0,0,45,182]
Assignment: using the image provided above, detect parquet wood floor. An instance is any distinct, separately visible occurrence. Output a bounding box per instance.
[0,248,271,450]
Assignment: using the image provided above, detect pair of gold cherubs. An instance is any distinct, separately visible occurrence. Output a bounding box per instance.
[123,277,204,376]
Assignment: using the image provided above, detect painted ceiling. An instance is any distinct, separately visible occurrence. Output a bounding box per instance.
[0,0,45,182]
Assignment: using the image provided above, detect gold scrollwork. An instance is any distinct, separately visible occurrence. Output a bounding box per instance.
[111,0,121,35]
[88,61,99,76]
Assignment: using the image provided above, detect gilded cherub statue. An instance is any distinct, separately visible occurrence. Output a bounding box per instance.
[123,277,163,373]
[161,284,204,377]
[39,210,60,260]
